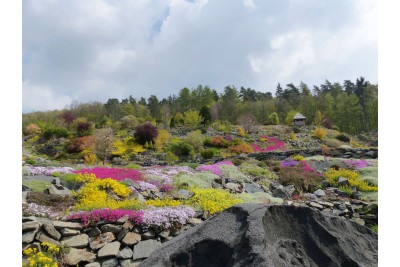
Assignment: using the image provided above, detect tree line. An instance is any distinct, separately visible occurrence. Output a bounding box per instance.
[23,77,377,135]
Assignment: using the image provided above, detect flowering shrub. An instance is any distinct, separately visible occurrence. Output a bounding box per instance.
[314,128,326,140]
[74,167,142,182]
[210,136,229,148]
[345,159,370,169]
[251,136,285,152]
[145,198,183,207]
[228,143,253,154]
[22,203,66,220]
[324,168,378,192]
[24,123,42,135]
[278,165,324,193]
[73,173,141,211]
[290,154,305,161]
[67,208,143,226]
[27,166,74,176]
[238,127,245,137]
[189,188,243,214]
[137,181,158,191]
[195,161,234,176]
[141,206,196,229]
[23,242,61,267]
[281,158,300,168]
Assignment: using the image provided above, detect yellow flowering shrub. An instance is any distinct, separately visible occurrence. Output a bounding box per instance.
[237,127,246,137]
[154,130,170,152]
[23,242,61,267]
[73,173,141,211]
[290,131,297,141]
[145,198,183,207]
[314,128,326,140]
[189,188,243,215]
[324,168,378,192]
[290,154,305,161]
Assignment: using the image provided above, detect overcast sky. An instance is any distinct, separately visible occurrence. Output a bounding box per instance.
[22,0,377,113]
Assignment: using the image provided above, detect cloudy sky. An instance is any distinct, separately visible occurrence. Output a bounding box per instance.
[22,0,377,113]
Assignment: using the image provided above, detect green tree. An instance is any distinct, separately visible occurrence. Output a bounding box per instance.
[199,106,212,126]
[184,110,203,128]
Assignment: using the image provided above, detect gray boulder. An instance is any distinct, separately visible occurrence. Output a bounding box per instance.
[140,204,378,267]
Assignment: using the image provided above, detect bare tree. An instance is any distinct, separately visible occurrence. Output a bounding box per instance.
[237,114,257,132]
[94,127,114,165]
[160,104,171,130]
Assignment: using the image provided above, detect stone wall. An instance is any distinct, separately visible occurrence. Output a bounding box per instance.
[252,148,378,161]
[22,215,202,267]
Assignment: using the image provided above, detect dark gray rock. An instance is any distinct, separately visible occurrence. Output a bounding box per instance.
[338,177,349,186]
[83,227,101,238]
[61,234,89,248]
[320,180,330,189]
[101,258,119,267]
[117,246,134,259]
[43,223,61,240]
[132,239,162,260]
[98,241,121,258]
[243,183,265,193]
[314,189,326,197]
[139,204,378,267]
[64,248,96,266]
[177,189,194,199]
[100,224,123,234]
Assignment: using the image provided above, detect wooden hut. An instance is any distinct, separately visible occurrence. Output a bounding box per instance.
[292,113,306,126]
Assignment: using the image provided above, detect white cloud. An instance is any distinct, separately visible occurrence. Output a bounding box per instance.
[22,81,72,112]
[22,0,377,112]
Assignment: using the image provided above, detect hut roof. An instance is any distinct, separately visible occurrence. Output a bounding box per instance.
[293,113,306,120]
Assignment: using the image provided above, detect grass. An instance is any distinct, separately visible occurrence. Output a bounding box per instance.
[359,166,378,186]
[22,180,53,192]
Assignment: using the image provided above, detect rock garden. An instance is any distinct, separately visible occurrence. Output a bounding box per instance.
[22,123,378,266]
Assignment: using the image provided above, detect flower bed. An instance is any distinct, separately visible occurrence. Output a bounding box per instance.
[345,159,370,169]
[26,166,74,176]
[251,136,285,152]
[74,167,142,182]
[67,208,143,226]
[67,206,196,229]
[195,161,234,176]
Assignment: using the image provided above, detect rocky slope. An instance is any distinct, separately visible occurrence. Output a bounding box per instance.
[140,204,378,267]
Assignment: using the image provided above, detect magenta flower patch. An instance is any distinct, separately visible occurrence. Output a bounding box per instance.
[345,160,370,169]
[67,209,144,226]
[251,136,285,152]
[196,161,234,176]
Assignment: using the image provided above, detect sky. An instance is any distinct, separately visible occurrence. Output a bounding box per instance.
[22,0,377,113]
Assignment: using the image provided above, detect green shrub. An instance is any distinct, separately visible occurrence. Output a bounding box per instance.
[26,159,36,165]
[166,151,179,163]
[42,127,69,140]
[22,180,53,192]
[52,172,60,177]
[169,141,194,157]
[201,148,217,159]
[292,126,301,133]
[335,133,351,142]
[61,173,78,183]
[332,125,340,131]
[231,158,244,166]
[219,165,248,182]
[239,163,278,180]
[125,163,142,170]
[174,172,219,188]
[186,130,205,152]
[370,225,378,234]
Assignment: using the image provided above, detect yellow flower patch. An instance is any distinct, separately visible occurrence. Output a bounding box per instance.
[189,188,243,215]
[324,168,378,192]
[145,198,183,207]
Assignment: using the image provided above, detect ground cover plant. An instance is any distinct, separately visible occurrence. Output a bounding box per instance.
[74,167,142,182]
